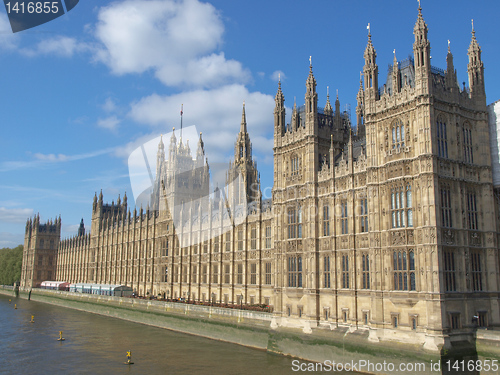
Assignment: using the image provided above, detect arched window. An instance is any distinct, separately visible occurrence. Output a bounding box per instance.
[391,184,413,228]
[392,119,405,149]
[463,122,473,163]
[291,154,300,175]
[393,250,416,291]
[437,116,448,158]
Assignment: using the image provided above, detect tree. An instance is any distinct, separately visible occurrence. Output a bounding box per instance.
[0,245,23,285]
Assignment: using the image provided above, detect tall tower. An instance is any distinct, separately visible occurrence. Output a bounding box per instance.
[20,214,61,289]
[227,102,261,206]
[413,4,431,96]
[467,20,486,105]
[363,25,379,112]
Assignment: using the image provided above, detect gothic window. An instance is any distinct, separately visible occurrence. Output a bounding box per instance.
[443,250,456,292]
[212,264,218,284]
[238,229,244,250]
[265,262,272,285]
[182,266,188,283]
[250,228,257,250]
[450,313,461,330]
[342,255,349,288]
[213,236,219,253]
[463,123,473,163]
[393,250,416,291]
[323,205,330,236]
[203,232,208,253]
[265,226,272,249]
[341,201,348,234]
[471,250,483,292]
[164,239,169,256]
[467,192,478,230]
[250,263,257,285]
[225,232,231,252]
[391,184,413,228]
[437,118,448,158]
[287,206,302,239]
[237,263,243,284]
[441,187,453,228]
[224,264,230,284]
[291,154,300,175]
[288,256,302,287]
[192,265,197,283]
[202,265,207,284]
[392,119,405,149]
[360,198,368,232]
[323,256,331,288]
[40,239,44,248]
[362,253,370,289]
[164,266,168,282]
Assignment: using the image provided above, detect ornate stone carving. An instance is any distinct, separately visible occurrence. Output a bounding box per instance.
[443,229,454,245]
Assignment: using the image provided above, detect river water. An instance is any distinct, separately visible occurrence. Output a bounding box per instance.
[0,294,356,375]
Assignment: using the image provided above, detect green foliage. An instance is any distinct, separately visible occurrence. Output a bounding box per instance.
[0,245,23,285]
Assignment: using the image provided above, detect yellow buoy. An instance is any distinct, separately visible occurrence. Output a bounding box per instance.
[30,315,34,323]
[14,304,17,309]
[124,350,134,365]
[9,299,11,304]
[57,331,65,341]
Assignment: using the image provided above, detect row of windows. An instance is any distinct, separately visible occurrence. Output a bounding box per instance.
[172,227,273,255]
[169,262,273,285]
[390,118,475,163]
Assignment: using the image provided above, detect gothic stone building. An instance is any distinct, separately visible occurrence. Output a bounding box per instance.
[21,7,499,351]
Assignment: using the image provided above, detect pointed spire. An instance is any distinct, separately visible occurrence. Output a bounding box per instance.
[324,86,333,116]
[445,40,457,91]
[467,19,485,99]
[240,101,247,134]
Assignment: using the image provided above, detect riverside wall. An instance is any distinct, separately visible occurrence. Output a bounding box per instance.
[1,286,499,375]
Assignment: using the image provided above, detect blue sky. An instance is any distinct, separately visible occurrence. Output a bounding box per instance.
[1,0,499,247]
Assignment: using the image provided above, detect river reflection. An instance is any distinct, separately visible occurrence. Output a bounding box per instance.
[0,294,358,375]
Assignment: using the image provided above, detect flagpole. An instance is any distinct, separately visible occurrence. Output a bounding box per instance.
[180,104,183,140]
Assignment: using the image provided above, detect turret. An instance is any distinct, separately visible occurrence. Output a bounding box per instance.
[445,40,458,91]
[235,102,252,163]
[392,50,400,95]
[467,20,485,102]
[413,4,431,95]
[356,74,365,138]
[305,57,318,133]
[324,87,333,117]
[363,24,379,106]
[274,77,285,138]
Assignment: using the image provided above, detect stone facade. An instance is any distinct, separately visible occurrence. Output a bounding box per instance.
[21,7,500,351]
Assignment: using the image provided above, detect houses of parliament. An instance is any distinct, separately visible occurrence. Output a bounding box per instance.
[20,6,500,351]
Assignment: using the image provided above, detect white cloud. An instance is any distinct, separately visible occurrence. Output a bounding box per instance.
[0,148,115,172]
[21,36,90,57]
[97,116,120,131]
[271,70,286,82]
[102,97,118,113]
[128,84,275,164]
[0,14,20,50]
[34,153,69,162]
[0,232,25,248]
[0,207,34,223]
[93,0,250,88]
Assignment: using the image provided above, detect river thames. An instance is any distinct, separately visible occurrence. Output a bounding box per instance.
[0,294,358,374]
